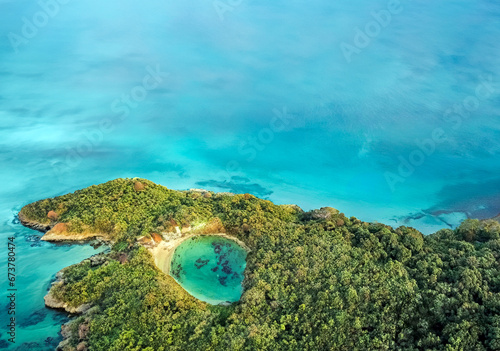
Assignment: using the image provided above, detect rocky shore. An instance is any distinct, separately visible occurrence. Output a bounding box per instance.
[45,253,108,351]
[18,211,52,232]
[18,211,109,243]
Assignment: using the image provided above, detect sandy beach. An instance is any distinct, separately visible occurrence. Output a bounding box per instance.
[149,233,250,276]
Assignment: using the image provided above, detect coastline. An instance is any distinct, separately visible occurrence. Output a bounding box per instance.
[14,178,500,349]
[18,211,110,243]
[41,230,108,242]
[18,211,52,233]
[149,233,250,277]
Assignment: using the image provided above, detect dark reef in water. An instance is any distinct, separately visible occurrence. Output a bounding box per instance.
[217,253,228,265]
[213,243,222,254]
[18,309,47,328]
[218,276,228,286]
[171,263,184,280]
[195,258,210,269]
[25,234,42,247]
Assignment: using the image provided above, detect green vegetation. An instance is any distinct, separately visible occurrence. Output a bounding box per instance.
[20,179,500,350]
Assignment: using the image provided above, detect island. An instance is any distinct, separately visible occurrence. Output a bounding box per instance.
[18,178,500,351]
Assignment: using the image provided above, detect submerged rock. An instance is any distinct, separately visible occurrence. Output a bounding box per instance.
[213,244,222,254]
[194,258,210,269]
[18,309,46,328]
[44,337,53,343]
[218,276,228,286]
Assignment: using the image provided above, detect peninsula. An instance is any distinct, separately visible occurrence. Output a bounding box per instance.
[19,178,500,351]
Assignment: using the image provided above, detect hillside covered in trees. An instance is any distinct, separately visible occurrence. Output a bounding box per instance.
[19,178,500,350]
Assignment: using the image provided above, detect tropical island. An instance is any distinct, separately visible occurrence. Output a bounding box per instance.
[18,178,500,351]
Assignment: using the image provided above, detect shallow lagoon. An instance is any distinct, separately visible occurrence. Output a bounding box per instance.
[170,236,247,305]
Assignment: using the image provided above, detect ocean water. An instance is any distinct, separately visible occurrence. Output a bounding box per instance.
[0,204,106,350]
[0,0,499,348]
[170,236,247,305]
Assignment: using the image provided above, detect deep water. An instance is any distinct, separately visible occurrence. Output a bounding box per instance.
[170,236,247,305]
[0,0,500,348]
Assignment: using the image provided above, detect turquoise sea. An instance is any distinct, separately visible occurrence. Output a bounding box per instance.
[0,0,499,348]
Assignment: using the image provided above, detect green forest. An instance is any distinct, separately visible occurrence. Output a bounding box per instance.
[20,178,500,350]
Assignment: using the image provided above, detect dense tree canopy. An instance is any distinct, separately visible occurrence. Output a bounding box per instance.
[20,179,500,350]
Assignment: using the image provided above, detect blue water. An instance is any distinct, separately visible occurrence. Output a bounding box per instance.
[0,0,499,347]
[0,205,106,350]
[170,236,247,305]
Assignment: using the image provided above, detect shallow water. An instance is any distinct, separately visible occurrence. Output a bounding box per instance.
[0,207,106,350]
[170,236,247,304]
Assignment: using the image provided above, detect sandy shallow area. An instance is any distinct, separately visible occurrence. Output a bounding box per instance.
[150,233,250,276]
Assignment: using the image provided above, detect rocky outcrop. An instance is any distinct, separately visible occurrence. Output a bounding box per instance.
[76,341,88,351]
[44,272,93,314]
[46,254,107,314]
[18,211,52,232]
[56,324,72,351]
[41,229,107,242]
[187,188,213,199]
[137,235,155,248]
[198,217,226,234]
[44,291,92,314]
[56,320,90,351]
[151,232,163,243]
[87,253,108,267]
[51,223,68,234]
[18,211,109,243]
[48,255,109,351]
[78,324,89,340]
[280,204,304,213]
[40,222,108,242]
[48,210,59,221]
[118,253,128,264]
[302,207,340,221]
[134,181,145,191]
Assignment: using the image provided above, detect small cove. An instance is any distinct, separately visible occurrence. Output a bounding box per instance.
[169,236,248,305]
